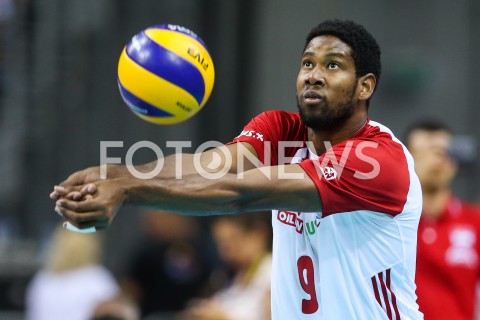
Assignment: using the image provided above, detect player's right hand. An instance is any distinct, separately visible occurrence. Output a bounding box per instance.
[55,179,126,231]
[51,184,97,201]
[50,165,125,200]
[49,167,99,200]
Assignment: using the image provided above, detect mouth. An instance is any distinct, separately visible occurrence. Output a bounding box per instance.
[301,91,324,105]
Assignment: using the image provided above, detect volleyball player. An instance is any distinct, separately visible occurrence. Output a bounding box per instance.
[52,19,423,319]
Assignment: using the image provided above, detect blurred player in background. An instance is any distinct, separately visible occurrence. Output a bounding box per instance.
[25,226,119,320]
[406,120,480,320]
[179,212,272,320]
[119,210,217,319]
[51,19,424,319]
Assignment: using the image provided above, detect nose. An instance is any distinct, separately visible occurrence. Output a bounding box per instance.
[305,67,325,86]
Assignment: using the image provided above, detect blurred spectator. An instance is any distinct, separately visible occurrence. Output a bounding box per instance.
[179,211,272,320]
[119,210,218,319]
[25,226,120,320]
[405,120,480,320]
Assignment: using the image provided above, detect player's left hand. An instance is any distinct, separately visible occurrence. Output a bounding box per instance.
[54,179,126,231]
[51,183,97,203]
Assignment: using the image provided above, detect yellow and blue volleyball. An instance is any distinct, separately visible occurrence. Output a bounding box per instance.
[117,24,215,125]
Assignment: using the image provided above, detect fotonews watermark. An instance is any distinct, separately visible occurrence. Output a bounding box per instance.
[99,140,381,181]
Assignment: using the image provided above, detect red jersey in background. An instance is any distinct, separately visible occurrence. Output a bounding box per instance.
[416,195,480,320]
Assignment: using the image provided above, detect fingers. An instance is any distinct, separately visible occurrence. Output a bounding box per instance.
[56,198,100,215]
[67,184,97,201]
[56,196,113,230]
[51,170,109,232]
[52,191,93,217]
[56,200,100,223]
[67,192,94,201]
[50,187,64,200]
[51,165,100,199]
[50,185,79,200]
[50,184,97,200]
[81,184,97,195]
[56,201,110,231]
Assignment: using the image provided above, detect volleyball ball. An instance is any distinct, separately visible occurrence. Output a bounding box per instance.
[117,24,215,125]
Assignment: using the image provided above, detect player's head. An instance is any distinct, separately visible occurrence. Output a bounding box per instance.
[45,226,103,273]
[297,20,381,130]
[211,212,271,269]
[304,20,381,104]
[405,119,457,193]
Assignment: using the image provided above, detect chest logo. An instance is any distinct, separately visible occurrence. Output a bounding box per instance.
[445,227,478,268]
[322,166,338,181]
[276,210,321,235]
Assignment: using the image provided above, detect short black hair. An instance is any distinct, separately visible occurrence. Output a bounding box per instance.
[404,118,453,146]
[304,19,382,87]
[405,119,452,134]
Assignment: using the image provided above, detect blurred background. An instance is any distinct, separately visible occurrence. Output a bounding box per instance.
[0,0,479,318]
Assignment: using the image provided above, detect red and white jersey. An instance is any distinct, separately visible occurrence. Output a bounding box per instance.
[416,196,480,320]
[231,110,423,319]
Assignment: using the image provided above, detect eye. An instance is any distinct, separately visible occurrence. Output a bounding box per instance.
[302,60,314,68]
[327,62,340,69]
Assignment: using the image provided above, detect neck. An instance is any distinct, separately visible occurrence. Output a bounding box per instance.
[422,188,451,220]
[307,108,368,155]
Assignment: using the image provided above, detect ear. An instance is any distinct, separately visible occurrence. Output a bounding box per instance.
[357,73,376,102]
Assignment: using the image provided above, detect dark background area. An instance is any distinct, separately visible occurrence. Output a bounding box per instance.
[0,0,479,316]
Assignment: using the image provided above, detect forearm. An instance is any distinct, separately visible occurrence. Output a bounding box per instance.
[54,164,321,229]
[56,143,258,204]
[130,153,199,179]
[112,143,259,180]
[123,173,245,215]
[102,153,200,180]
[122,165,321,215]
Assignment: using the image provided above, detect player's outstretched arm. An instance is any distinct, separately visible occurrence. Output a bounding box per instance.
[49,164,127,200]
[54,164,321,230]
[50,142,259,200]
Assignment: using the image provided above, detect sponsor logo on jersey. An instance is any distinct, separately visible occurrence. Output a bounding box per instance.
[237,130,264,141]
[445,227,479,268]
[277,210,304,234]
[322,166,338,180]
[277,210,321,235]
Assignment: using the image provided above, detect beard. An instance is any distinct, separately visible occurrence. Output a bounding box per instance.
[297,84,357,131]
